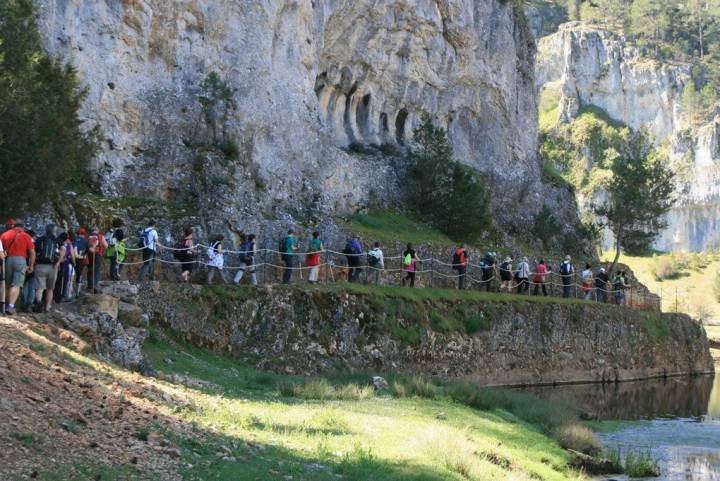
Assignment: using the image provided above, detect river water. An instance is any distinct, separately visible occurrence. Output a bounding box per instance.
[519,373,720,480]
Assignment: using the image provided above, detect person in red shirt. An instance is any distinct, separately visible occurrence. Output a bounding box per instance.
[0,220,36,315]
[86,227,107,294]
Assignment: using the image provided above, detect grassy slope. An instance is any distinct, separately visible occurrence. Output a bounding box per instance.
[341,210,454,247]
[141,334,584,481]
[600,251,720,320]
[13,315,587,481]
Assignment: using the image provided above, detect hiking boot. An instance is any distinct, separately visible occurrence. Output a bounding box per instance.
[5,306,16,315]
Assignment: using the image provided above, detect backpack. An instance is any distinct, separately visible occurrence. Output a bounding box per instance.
[37,236,59,264]
[560,262,572,276]
[106,230,116,247]
[452,249,465,270]
[368,250,380,267]
[139,228,152,249]
[403,253,412,266]
[239,240,254,264]
[279,237,288,254]
[344,239,359,255]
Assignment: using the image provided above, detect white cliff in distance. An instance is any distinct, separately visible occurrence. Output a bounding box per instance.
[537,22,720,252]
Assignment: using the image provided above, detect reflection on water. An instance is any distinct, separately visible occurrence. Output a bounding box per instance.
[518,373,720,481]
[519,375,715,420]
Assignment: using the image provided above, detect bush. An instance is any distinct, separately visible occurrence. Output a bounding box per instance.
[390,376,437,399]
[651,256,681,281]
[623,450,660,477]
[278,379,374,401]
[555,424,601,455]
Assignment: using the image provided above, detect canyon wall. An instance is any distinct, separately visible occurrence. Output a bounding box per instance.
[536,22,720,251]
[33,0,569,238]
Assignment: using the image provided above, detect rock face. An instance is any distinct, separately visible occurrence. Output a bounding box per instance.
[33,0,565,235]
[140,284,714,385]
[536,22,720,252]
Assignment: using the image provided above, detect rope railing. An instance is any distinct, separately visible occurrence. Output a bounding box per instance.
[111,241,658,311]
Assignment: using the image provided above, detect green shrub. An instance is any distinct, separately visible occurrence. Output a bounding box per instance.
[278,379,374,401]
[390,376,436,399]
[624,450,660,477]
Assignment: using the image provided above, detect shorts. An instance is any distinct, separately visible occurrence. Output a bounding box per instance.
[34,264,58,291]
[5,256,28,288]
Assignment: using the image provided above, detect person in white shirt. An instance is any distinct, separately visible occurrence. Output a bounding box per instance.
[138,220,159,282]
[367,242,384,285]
[206,235,228,284]
[581,264,594,300]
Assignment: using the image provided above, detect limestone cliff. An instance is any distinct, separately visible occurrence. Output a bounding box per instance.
[536,22,720,252]
[34,0,564,238]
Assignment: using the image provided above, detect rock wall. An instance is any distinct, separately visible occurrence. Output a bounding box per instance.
[33,0,564,236]
[140,284,714,385]
[536,22,720,252]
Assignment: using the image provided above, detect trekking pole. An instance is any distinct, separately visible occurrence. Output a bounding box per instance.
[1,258,5,314]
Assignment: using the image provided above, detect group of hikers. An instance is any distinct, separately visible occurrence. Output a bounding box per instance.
[0,218,128,315]
[0,219,633,315]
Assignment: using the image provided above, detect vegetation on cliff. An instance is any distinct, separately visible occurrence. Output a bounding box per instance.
[0,0,99,218]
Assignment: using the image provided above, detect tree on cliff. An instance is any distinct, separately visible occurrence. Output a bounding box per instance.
[0,0,98,217]
[407,114,490,243]
[592,128,675,272]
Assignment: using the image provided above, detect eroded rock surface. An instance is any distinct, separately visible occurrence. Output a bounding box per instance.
[34,0,576,235]
[140,284,714,385]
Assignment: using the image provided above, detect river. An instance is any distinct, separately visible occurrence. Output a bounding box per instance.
[519,373,720,480]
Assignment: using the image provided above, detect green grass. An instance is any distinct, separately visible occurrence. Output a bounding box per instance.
[601,251,720,319]
[134,331,589,481]
[341,210,454,246]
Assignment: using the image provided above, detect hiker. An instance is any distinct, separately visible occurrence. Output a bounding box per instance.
[73,227,89,296]
[53,232,75,302]
[176,228,195,283]
[105,219,125,281]
[87,227,107,293]
[0,220,35,315]
[138,221,159,282]
[280,229,298,284]
[595,267,609,303]
[480,251,495,291]
[401,243,420,287]
[206,235,228,284]
[516,256,530,294]
[580,263,594,301]
[560,255,574,298]
[306,232,323,284]
[499,257,513,293]
[234,234,258,285]
[452,244,469,290]
[533,259,548,296]
[343,234,362,283]
[611,270,625,305]
[367,242,384,285]
[33,224,66,312]
[22,229,38,310]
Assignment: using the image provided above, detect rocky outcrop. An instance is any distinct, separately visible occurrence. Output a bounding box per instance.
[33,0,567,237]
[536,22,720,252]
[139,284,714,385]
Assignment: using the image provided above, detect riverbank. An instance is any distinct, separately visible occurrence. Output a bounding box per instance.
[1,314,595,481]
[139,283,714,386]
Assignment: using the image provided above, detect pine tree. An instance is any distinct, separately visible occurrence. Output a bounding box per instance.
[407,115,490,243]
[0,0,98,217]
[593,129,675,272]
